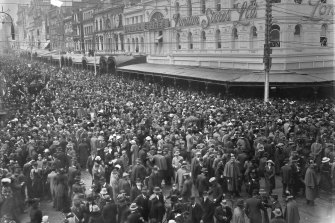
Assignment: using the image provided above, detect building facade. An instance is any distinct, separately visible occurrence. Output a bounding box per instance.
[93,0,125,53]
[144,0,334,70]
[83,7,95,53]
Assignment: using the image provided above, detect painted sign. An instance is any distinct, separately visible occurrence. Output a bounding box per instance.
[125,19,170,33]
[308,0,334,20]
[173,1,257,28]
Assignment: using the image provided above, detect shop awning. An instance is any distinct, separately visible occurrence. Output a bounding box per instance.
[118,63,334,86]
[118,63,250,83]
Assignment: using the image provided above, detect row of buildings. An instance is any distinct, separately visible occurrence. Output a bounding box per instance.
[14,0,334,71]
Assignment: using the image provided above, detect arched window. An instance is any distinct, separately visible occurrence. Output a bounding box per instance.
[201,0,206,14]
[106,18,111,29]
[115,34,119,51]
[216,29,221,49]
[270,25,280,47]
[216,0,221,11]
[320,24,327,47]
[95,20,98,31]
[188,32,193,49]
[294,24,301,36]
[140,37,144,52]
[132,38,135,52]
[175,2,180,14]
[135,37,139,53]
[232,27,238,49]
[176,33,181,50]
[100,36,104,50]
[120,34,124,51]
[100,19,103,31]
[187,0,192,17]
[250,26,257,49]
[119,14,123,26]
[127,38,130,52]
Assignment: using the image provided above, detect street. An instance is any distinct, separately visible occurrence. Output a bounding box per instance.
[18,170,335,223]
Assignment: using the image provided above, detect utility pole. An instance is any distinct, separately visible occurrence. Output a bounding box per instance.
[264,0,272,103]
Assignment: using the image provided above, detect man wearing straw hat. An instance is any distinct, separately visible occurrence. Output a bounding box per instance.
[127,203,144,223]
[270,208,286,223]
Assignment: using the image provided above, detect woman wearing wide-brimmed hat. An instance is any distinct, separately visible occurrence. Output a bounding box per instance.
[265,160,276,195]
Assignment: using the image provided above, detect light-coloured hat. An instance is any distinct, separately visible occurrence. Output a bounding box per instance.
[122,172,129,177]
[129,203,138,211]
[130,140,136,144]
[266,160,275,165]
[42,216,49,223]
[115,164,121,169]
[100,188,108,195]
[157,135,162,140]
[272,208,282,217]
[146,136,151,141]
[1,178,11,183]
[209,177,216,183]
[322,157,330,163]
[91,205,100,212]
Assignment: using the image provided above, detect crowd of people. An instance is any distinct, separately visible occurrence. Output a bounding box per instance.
[0,55,334,223]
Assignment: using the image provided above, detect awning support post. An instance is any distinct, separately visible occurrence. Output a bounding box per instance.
[174,78,176,87]
[225,84,230,95]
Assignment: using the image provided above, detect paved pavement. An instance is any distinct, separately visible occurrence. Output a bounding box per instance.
[18,171,335,223]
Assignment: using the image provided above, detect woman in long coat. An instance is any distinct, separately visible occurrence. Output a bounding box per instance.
[264,160,276,195]
[109,169,119,202]
[304,161,317,205]
[54,170,69,212]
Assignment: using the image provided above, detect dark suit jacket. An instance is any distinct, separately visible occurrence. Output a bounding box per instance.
[127,211,143,223]
[201,198,215,223]
[214,206,232,223]
[245,196,264,223]
[130,186,142,202]
[190,203,203,223]
[181,178,193,200]
[281,164,292,184]
[196,174,209,193]
[118,178,131,195]
[102,202,117,223]
[134,194,149,220]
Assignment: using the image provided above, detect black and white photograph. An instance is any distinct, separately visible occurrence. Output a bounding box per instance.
[0,0,334,222]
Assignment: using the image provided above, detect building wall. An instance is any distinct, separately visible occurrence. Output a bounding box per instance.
[145,0,334,70]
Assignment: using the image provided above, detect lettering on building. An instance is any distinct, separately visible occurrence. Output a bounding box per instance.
[308,0,334,20]
[125,19,170,33]
[173,1,257,28]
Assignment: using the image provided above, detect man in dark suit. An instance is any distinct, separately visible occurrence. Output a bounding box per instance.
[182,172,193,201]
[102,197,117,223]
[134,186,150,222]
[189,196,202,223]
[100,177,113,199]
[214,199,232,223]
[130,179,142,202]
[127,203,144,223]
[245,190,265,223]
[196,168,209,197]
[200,191,215,223]
[281,158,292,197]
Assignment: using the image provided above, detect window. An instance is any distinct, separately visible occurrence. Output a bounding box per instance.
[115,34,119,51]
[188,32,193,49]
[127,38,130,52]
[176,33,181,49]
[320,24,327,47]
[201,0,206,14]
[120,34,124,51]
[232,27,238,49]
[135,38,139,53]
[216,29,221,49]
[100,19,103,31]
[216,0,221,11]
[294,24,301,36]
[37,29,40,36]
[201,31,206,49]
[132,38,135,52]
[270,25,280,47]
[95,20,98,31]
[187,0,192,17]
[141,37,144,52]
[250,26,257,49]
[175,2,180,14]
